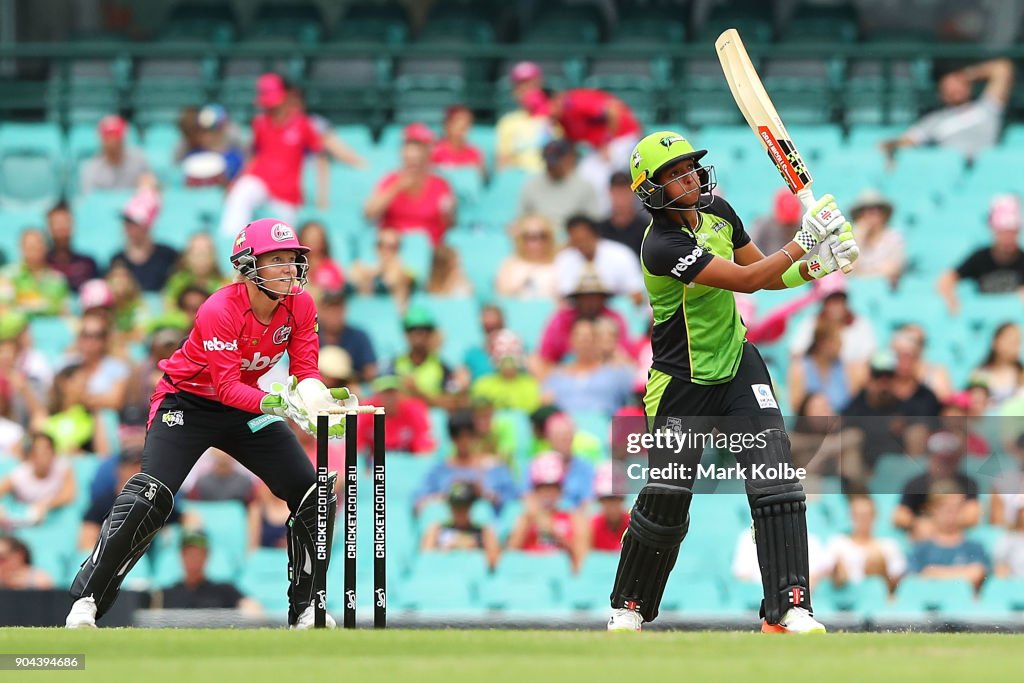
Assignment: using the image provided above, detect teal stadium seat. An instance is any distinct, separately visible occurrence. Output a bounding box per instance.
[345,295,404,361]
[813,576,889,615]
[869,453,927,496]
[181,500,249,582]
[408,550,491,584]
[890,577,978,614]
[495,297,556,353]
[407,294,482,367]
[477,575,560,611]
[496,550,573,581]
[447,231,512,294]
[0,151,62,209]
[238,547,290,613]
[28,316,74,364]
[394,574,476,611]
[980,577,1024,612]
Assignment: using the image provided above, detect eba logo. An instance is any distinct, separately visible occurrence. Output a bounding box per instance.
[241,351,285,372]
[273,325,291,345]
[271,223,295,242]
[203,337,238,352]
[670,246,704,277]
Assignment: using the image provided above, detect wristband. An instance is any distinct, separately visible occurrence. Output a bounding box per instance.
[782,262,807,289]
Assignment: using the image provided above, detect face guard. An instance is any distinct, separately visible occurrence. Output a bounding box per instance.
[230,218,310,300]
[630,131,718,212]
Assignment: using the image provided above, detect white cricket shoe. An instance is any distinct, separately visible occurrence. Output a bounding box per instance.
[65,596,97,629]
[761,607,826,634]
[291,604,337,630]
[607,607,643,632]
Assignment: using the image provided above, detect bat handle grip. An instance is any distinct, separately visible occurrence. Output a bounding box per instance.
[796,188,853,274]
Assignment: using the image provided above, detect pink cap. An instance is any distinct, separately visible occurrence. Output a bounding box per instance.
[989,194,1021,232]
[121,188,161,228]
[593,462,618,498]
[98,115,126,140]
[403,122,435,145]
[232,218,309,261]
[530,452,565,486]
[511,61,542,83]
[79,279,114,309]
[255,73,287,109]
[774,188,802,225]
[521,88,551,116]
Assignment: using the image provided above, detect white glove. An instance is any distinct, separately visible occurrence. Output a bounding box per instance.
[793,194,849,254]
[806,223,860,279]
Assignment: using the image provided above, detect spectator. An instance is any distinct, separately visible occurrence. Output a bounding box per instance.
[420,481,501,569]
[180,104,245,187]
[880,58,1013,161]
[109,186,179,292]
[162,234,229,308]
[357,375,435,455]
[749,189,803,256]
[431,105,486,176]
[787,321,861,414]
[848,189,905,285]
[89,268,138,340]
[316,290,377,383]
[364,123,456,247]
[0,433,75,527]
[538,270,633,367]
[538,413,597,506]
[78,448,156,550]
[907,491,990,591]
[736,284,823,346]
[0,311,52,414]
[297,221,345,295]
[41,364,107,456]
[789,278,877,364]
[990,433,1024,528]
[247,483,290,550]
[463,304,506,380]
[939,194,1024,314]
[0,376,25,457]
[413,410,518,515]
[994,506,1024,577]
[388,305,467,408]
[971,322,1023,408]
[425,244,473,297]
[318,345,354,393]
[893,323,955,403]
[588,463,629,551]
[0,228,69,317]
[888,329,944,418]
[188,449,256,505]
[348,228,416,310]
[158,530,262,613]
[555,214,644,303]
[893,431,982,539]
[495,61,550,172]
[527,405,603,462]
[519,139,600,235]
[596,171,647,258]
[507,452,587,571]
[732,524,833,587]
[218,74,325,235]
[45,200,98,292]
[471,330,541,413]
[0,536,53,589]
[122,326,186,428]
[495,214,560,299]
[543,319,634,416]
[63,311,131,414]
[789,393,847,481]
[79,115,150,193]
[828,494,907,592]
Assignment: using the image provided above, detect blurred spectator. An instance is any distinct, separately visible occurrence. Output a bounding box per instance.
[538,414,596,506]
[80,274,128,341]
[556,214,644,304]
[79,115,150,193]
[0,377,25,457]
[495,61,550,171]
[0,228,69,317]
[939,194,1024,314]
[469,397,517,467]
[889,330,943,418]
[970,322,1023,408]
[318,345,354,393]
[176,285,208,331]
[848,189,905,285]
[420,481,501,569]
[0,311,52,407]
[0,536,53,589]
[413,410,518,515]
[787,321,861,414]
[519,139,600,235]
[596,171,647,257]
[348,228,416,310]
[109,186,179,292]
[122,326,186,427]
[175,106,203,161]
[42,364,106,456]
[357,375,435,455]
[188,449,256,505]
[789,279,877,364]
[0,433,75,527]
[364,123,455,246]
[881,58,1013,161]
[471,330,541,413]
[538,270,633,366]
[495,214,560,299]
[893,432,981,539]
[545,88,643,217]
[388,306,467,408]
[994,506,1024,577]
[297,221,345,294]
[733,525,832,587]
[431,105,486,177]
[180,104,245,187]
[63,311,131,414]
[247,483,290,550]
[990,433,1024,528]
[588,463,629,551]
[45,200,98,292]
[316,290,377,383]
[828,494,907,592]
[907,492,990,591]
[543,319,634,417]
[163,234,228,308]
[893,323,955,403]
[425,244,473,297]
[463,304,505,380]
[218,74,325,235]
[750,189,802,256]
[937,391,991,457]
[79,448,153,550]
[789,393,846,480]
[736,285,822,346]
[507,452,587,571]
[158,530,262,613]
[528,405,603,462]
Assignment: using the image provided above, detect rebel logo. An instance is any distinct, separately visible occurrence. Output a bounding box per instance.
[273,325,292,345]
[203,337,238,351]
[240,351,284,372]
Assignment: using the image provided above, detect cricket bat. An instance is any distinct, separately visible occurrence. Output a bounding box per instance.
[715,28,852,272]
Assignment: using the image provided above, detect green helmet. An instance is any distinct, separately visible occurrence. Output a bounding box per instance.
[628,131,713,210]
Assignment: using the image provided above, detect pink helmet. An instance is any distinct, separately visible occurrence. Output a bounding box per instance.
[230,218,310,297]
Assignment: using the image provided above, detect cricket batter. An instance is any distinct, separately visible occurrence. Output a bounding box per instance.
[607,132,859,633]
[66,218,357,629]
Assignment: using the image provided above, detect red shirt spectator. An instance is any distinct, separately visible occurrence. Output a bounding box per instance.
[356,382,436,455]
[431,105,485,172]
[591,509,629,551]
[552,89,641,149]
[246,109,323,205]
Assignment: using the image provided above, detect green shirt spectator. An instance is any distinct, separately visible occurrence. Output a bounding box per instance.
[470,330,541,412]
[0,229,69,317]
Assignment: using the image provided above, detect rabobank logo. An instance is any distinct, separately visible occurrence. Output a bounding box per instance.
[203,337,238,352]
[240,351,285,372]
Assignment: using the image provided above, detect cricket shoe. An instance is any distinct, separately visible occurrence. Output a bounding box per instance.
[291,605,337,630]
[607,607,643,632]
[761,607,826,634]
[65,596,97,629]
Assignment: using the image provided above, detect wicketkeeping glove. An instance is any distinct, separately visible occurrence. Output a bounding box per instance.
[805,223,860,280]
[793,194,849,254]
[261,375,314,435]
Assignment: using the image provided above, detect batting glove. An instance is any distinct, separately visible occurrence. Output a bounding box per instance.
[793,194,848,253]
[806,223,860,279]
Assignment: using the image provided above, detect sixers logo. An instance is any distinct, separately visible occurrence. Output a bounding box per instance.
[273,325,291,345]
[271,223,295,242]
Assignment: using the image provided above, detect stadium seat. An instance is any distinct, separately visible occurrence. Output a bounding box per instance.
[407,551,491,584]
[477,575,560,610]
[892,577,978,613]
[27,316,74,364]
[238,547,290,613]
[979,577,1024,612]
[813,576,889,614]
[344,295,404,360]
[495,550,573,581]
[393,574,476,611]
[0,151,62,209]
[407,294,482,367]
[869,453,927,496]
[181,500,249,582]
[447,231,512,294]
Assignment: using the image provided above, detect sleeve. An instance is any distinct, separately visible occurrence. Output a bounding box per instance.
[286,294,321,383]
[220,583,245,607]
[904,111,939,145]
[710,197,752,250]
[194,300,267,413]
[641,228,712,285]
[304,116,324,154]
[413,462,446,500]
[955,249,987,280]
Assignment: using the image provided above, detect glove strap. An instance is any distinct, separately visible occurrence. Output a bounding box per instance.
[782,262,807,289]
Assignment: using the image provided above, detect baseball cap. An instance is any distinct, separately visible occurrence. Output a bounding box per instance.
[850,188,894,220]
[869,350,897,376]
[402,305,436,330]
[372,374,400,393]
[97,114,126,140]
[181,529,210,550]
[927,431,962,456]
[773,188,802,225]
[510,61,543,83]
[403,122,435,145]
[79,278,114,310]
[448,481,478,507]
[530,452,565,486]
[542,138,575,165]
[121,188,161,228]
[989,194,1021,232]
[319,345,353,381]
[255,73,287,109]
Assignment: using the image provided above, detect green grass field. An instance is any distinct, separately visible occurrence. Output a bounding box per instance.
[0,629,1019,682]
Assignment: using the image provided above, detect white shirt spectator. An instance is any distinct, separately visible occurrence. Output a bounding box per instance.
[9,457,71,503]
[994,531,1024,576]
[904,94,1003,160]
[789,314,878,364]
[826,534,907,583]
[79,148,151,193]
[555,240,644,298]
[732,527,834,583]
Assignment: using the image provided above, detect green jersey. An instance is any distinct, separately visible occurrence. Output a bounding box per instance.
[640,196,751,385]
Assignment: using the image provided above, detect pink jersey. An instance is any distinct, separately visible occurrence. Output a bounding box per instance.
[246,111,323,205]
[153,283,320,419]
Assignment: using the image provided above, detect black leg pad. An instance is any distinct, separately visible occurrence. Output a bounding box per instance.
[286,473,337,626]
